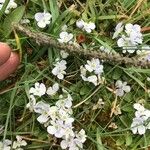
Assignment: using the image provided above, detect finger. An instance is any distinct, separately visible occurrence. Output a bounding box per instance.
[0,52,20,81]
[0,42,11,65]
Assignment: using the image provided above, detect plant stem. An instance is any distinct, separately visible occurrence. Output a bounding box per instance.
[13,24,150,68]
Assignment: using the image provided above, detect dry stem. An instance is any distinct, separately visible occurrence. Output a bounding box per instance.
[13,24,150,68]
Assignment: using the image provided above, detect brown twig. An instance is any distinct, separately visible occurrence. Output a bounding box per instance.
[13,24,150,68]
[141,27,150,32]
[129,0,145,18]
[20,136,50,144]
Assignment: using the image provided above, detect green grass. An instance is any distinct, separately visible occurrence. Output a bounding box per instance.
[1,0,150,149]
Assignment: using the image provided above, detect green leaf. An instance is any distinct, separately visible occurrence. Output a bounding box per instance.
[121,103,134,112]
[116,137,125,146]
[49,0,59,23]
[123,69,145,90]
[3,6,25,37]
[80,86,90,95]
[112,67,123,80]
[96,128,105,150]
[30,0,41,5]
[126,133,132,146]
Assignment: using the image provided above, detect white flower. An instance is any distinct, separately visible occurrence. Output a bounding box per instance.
[87,75,98,86]
[52,60,67,80]
[147,77,150,82]
[56,93,73,109]
[115,80,131,97]
[34,101,51,124]
[131,103,150,135]
[26,95,36,112]
[60,50,69,59]
[125,24,141,36]
[80,65,88,81]
[60,130,86,150]
[61,137,83,150]
[47,106,59,121]
[131,117,146,135]
[85,58,103,75]
[76,129,87,143]
[0,0,17,14]
[80,58,104,86]
[12,136,27,149]
[83,22,96,33]
[76,19,85,28]
[112,22,124,39]
[117,35,137,53]
[0,139,12,150]
[76,19,96,33]
[115,23,143,53]
[134,103,150,120]
[47,83,59,96]
[58,31,73,44]
[35,11,52,28]
[133,103,145,111]
[29,82,46,97]
[125,24,143,45]
[47,120,74,138]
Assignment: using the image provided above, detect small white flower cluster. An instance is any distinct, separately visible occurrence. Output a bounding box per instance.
[131,103,150,135]
[52,59,67,80]
[0,136,27,150]
[113,22,143,53]
[115,80,131,97]
[76,19,96,33]
[27,82,87,150]
[80,58,104,86]
[51,49,69,80]
[0,0,17,14]
[34,11,52,28]
[0,139,12,150]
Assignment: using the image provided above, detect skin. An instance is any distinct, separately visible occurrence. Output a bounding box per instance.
[0,42,20,81]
